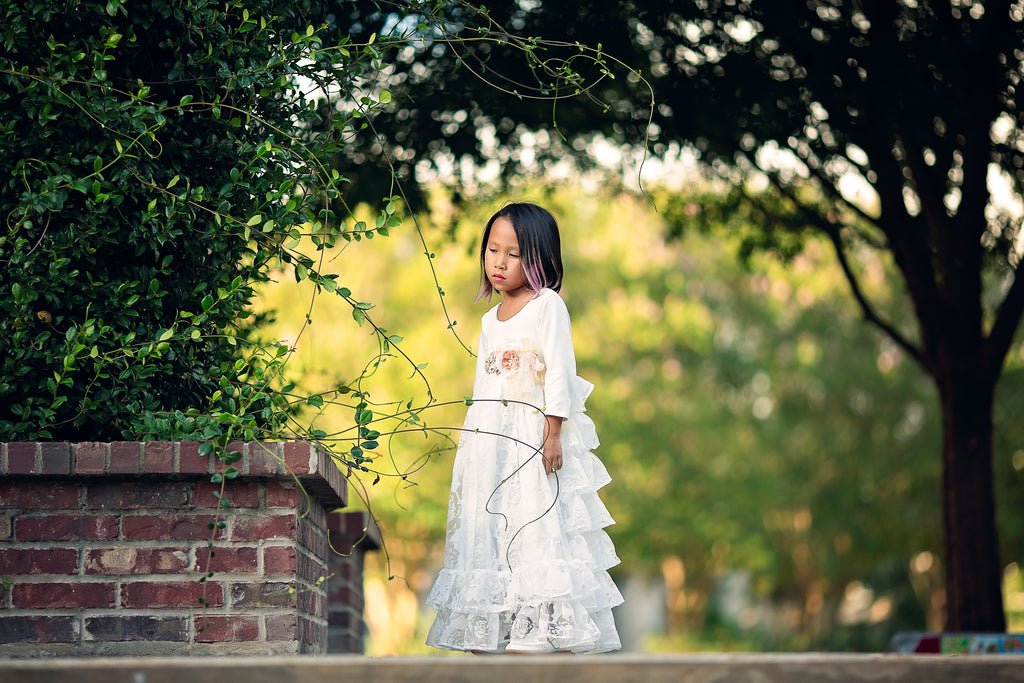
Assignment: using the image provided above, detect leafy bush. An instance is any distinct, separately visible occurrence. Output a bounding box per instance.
[0,0,385,440]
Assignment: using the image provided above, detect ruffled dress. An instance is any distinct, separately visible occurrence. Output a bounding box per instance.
[426,288,622,654]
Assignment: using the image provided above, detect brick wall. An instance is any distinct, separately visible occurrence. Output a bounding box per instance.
[327,510,381,653]
[0,441,376,657]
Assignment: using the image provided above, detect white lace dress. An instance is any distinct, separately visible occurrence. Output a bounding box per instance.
[425,288,622,654]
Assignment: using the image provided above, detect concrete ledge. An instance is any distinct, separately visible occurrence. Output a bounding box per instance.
[3,654,1024,683]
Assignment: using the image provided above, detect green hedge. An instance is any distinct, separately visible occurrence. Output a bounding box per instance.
[0,0,360,440]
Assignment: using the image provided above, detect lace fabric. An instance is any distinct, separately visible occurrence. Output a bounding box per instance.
[425,290,623,654]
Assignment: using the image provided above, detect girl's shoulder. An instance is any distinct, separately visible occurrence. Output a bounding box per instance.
[534,288,569,314]
[481,300,502,323]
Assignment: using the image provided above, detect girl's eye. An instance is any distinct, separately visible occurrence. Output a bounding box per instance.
[510,253,519,258]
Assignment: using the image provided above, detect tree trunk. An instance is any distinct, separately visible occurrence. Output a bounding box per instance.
[938,370,1006,631]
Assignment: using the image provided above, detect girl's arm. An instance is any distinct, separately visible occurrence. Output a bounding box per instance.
[543,414,564,474]
[536,291,576,420]
[536,292,575,475]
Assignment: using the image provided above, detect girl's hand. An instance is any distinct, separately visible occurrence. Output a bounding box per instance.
[543,415,564,475]
[543,439,563,475]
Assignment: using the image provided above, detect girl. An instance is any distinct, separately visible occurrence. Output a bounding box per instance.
[425,203,623,654]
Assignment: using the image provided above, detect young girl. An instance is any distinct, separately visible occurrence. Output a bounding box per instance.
[425,203,622,654]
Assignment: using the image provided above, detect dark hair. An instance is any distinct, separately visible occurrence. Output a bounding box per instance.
[475,202,563,302]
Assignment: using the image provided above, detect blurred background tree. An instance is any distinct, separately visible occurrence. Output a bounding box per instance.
[325,0,1024,633]
[256,184,1024,651]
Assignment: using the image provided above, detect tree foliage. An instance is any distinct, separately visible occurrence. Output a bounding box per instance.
[255,187,1024,651]
[0,0,425,442]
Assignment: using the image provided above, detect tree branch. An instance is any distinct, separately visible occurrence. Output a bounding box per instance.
[985,269,1024,381]
[747,160,926,367]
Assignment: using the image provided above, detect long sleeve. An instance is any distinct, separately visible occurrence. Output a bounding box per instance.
[536,291,576,419]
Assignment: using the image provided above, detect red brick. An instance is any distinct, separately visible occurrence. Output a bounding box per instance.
[265,481,298,508]
[84,615,187,642]
[283,441,313,474]
[330,559,357,583]
[229,581,295,608]
[299,519,328,558]
[142,441,174,474]
[328,608,356,628]
[86,482,189,510]
[109,442,140,474]
[298,551,328,585]
[329,585,359,611]
[40,442,71,475]
[232,513,295,541]
[195,615,259,642]
[121,581,222,608]
[328,510,368,537]
[0,482,81,510]
[178,441,209,474]
[6,442,37,474]
[13,581,115,608]
[75,442,107,474]
[123,514,219,541]
[195,546,257,573]
[263,546,298,574]
[16,514,118,541]
[212,442,246,474]
[0,548,78,575]
[249,442,281,475]
[192,481,259,509]
[300,615,325,650]
[0,616,78,644]
[266,613,298,641]
[299,587,326,616]
[84,547,188,575]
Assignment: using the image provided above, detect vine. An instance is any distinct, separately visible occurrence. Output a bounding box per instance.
[0,0,652,606]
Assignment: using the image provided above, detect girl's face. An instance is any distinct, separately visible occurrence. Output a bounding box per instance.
[485,217,528,298]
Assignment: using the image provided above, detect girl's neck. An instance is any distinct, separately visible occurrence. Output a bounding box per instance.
[496,287,536,321]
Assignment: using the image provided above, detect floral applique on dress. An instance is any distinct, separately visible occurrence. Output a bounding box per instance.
[483,340,547,402]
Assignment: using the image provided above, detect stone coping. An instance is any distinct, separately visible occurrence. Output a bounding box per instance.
[2,654,1024,682]
[0,441,346,509]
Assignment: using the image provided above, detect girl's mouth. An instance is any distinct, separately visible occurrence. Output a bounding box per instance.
[493,274,505,281]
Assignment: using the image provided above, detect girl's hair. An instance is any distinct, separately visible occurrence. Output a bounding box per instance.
[475,202,563,302]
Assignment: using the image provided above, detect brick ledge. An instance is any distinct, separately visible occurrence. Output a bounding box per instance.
[0,441,346,509]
